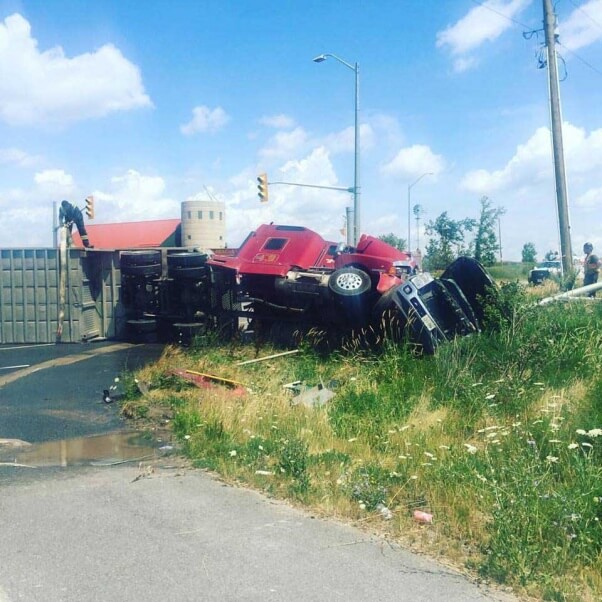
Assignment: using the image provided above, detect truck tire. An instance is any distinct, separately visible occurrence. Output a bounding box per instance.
[120,250,162,267]
[121,263,162,278]
[328,267,371,298]
[167,252,208,269]
[169,266,209,281]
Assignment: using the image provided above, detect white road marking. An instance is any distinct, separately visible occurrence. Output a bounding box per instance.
[0,343,55,351]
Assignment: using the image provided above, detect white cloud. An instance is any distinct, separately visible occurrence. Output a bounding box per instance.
[562,0,602,51]
[259,127,308,159]
[34,169,76,196]
[461,123,602,194]
[93,169,180,221]
[323,124,375,155]
[180,105,230,135]
[0,170,76,246]
[225,147,348,246]
[0,13,151,126]
[436,0,531,71]
[457,122,602,259]
[381,144,446,179]
[575,186,602,208]
[259,114,296,129]
[0,147,41,167]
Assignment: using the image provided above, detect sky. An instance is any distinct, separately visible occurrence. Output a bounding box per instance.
[1,0,602,261]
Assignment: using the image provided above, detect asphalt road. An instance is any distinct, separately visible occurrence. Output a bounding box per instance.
[0,343,518,602]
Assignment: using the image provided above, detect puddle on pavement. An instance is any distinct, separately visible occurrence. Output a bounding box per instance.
[0,431,169,469]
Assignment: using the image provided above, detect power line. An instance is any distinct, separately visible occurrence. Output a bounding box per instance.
[567,0,602,33]
[557,41,602,76]
[469,0,532,30]
[468,0,602,77]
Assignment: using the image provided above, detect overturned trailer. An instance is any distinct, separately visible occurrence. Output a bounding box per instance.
[0,223,497,353]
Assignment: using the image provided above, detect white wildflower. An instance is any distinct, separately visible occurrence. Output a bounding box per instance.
[587,428,602,438]
[348,437,357,443]
[485,394,496,400]
[546,455,559,463]
[568,443,579,449]
[464,443,478,454]
[184,435,191,440]
[576,429,587,435]
[548,439,562,444]
[410,475,418,480]
[229,450,237,457]
[424,452,435,459]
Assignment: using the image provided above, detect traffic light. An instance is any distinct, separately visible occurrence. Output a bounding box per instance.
[257,173,268,203]
[85,195,95,220]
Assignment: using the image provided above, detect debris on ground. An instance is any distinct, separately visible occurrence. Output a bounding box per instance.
[237,349,300,366]
[169,369,247,396]
[413,510,433,524]
[376,503,393,520]
[284,380,336,407]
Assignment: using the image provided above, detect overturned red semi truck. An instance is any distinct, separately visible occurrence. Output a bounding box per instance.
[118,223,496,353]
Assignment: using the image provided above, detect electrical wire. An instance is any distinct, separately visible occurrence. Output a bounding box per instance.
[469,0,532,30]
[557,41,602,76]
[567,0,602,33]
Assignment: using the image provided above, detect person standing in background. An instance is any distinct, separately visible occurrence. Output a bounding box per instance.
[583,242,600,296]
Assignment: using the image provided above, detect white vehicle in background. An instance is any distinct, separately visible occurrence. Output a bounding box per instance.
[528,260,562,285]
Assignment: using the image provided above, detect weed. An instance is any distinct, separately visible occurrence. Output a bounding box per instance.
[122,282,602,601]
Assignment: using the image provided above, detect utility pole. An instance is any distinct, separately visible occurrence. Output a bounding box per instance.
[498,214,503,263]
[543,0,573,276]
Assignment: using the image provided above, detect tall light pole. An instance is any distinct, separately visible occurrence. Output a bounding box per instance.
[313,53,360,245]
[407,172,432,253]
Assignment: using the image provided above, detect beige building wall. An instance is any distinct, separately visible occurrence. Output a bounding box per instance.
[181,200,226,249]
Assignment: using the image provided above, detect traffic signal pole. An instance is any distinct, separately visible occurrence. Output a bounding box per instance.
[543,0,573,276]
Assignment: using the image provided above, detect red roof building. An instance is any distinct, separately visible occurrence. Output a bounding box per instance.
[72,219,181,249]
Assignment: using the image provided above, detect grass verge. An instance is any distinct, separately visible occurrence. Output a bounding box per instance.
[122,286,602,602]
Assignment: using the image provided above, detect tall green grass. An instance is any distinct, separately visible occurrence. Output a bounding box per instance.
[125,288,602,601]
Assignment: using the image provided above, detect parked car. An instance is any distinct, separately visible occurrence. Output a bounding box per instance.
[528,260,562,285]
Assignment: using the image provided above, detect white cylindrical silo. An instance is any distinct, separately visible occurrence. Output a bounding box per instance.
[181,200,226,249]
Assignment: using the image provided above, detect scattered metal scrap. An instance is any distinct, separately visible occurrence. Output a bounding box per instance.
[236,350,300,366]
[538,281,602,305]
[283,380,337,407]
[169,369,247,396]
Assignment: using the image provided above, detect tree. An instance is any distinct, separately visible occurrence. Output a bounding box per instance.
[522,242,537,263]
[378,233,406,251]
[424,212,475,270]
[472,196,505,266]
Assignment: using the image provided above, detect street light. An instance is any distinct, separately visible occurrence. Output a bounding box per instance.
[313,53,360,245]
[407,172,432,253]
